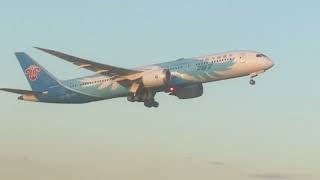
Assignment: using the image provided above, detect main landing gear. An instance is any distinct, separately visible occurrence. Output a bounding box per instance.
[144,101,159,108]
[127,89,159,108]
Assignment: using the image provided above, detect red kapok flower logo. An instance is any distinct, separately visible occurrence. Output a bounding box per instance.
[25,65,41,81]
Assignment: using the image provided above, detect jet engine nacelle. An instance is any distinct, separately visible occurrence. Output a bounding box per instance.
[170,84,203,99]
[141,69,171,88]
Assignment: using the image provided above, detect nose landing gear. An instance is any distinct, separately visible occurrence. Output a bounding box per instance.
[249,69,266,85]
[249,79,256,85]
[249,72,259,86]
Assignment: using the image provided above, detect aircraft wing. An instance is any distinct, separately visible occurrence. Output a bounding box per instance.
[35,47,141,76]
[0,88,43,95]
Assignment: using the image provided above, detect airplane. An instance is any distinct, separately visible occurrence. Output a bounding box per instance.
[0,48,274,108]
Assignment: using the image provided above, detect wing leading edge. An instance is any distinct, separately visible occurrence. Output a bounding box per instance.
[34,47,141,77]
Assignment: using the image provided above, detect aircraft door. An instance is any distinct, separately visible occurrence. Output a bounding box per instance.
[239,53,246,63]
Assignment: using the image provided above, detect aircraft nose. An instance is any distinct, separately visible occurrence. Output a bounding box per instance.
[265,58,274,70]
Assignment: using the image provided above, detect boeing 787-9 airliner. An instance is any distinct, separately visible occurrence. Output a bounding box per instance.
[0,48,274,108]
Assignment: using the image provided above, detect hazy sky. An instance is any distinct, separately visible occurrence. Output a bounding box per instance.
[1,0,319,180]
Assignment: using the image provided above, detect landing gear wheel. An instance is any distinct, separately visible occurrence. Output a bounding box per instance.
[144,101,159,108]
[152,101,159,108]
[127,94,134,102]
[144,101,152,108]
[249,79,256,85]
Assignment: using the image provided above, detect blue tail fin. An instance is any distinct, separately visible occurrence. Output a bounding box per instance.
[15,52,61,92]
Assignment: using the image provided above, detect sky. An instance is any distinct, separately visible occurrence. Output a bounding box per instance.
[0,0,319,179]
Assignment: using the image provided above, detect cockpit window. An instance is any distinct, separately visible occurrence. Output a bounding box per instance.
[256,53,267,58]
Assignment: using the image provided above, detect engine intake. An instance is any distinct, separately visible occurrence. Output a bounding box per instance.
[142,69,171,88]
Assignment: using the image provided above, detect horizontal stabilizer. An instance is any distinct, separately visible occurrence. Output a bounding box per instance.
[0,88,43,95]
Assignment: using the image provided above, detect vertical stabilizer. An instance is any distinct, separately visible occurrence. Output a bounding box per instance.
[15,52,60,92]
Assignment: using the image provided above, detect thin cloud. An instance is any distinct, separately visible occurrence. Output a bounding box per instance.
[183,155,225,167]
[253,173,291,179]
[208,161,225,166]
[252,173,312,180]
[184,156,193,160]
